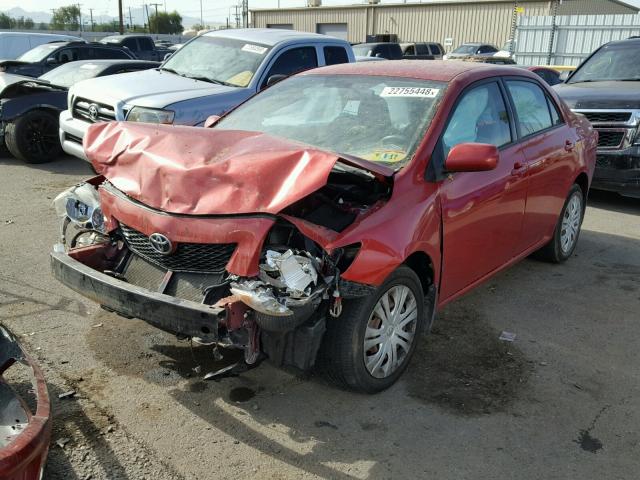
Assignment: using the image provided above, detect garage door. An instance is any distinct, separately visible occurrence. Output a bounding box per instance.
[316,23,348,41]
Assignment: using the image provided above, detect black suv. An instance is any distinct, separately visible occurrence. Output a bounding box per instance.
[0,41,133,78]
[555,38,640,198]
[352,42,403,60]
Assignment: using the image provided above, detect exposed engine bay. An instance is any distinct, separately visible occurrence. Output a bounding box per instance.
[52,164,388,376]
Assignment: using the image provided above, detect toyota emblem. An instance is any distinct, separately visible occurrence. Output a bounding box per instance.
[149,233,173,255]
[88,103,99,121]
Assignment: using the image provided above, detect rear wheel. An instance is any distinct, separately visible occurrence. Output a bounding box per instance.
[5,109,61,164]
[536,184,584,263]
[320,266,427,393]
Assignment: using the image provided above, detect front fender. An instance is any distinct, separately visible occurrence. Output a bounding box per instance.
[0,91,66,122]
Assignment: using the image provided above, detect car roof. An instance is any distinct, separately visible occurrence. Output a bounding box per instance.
[601,37,640,48]
[303,59,534,83]
[204,28,348,46]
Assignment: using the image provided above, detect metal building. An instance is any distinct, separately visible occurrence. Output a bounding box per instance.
[251,0,638,49]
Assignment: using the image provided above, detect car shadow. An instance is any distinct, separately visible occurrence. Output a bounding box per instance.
[587,189,640,213]
[0,153,94,176]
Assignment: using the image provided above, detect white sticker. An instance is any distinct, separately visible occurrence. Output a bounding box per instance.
[380,87,440,98]
[342,100,360,116]
[80,63,99,69]
[241,43,267,54]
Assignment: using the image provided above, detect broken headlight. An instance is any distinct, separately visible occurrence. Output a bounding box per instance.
[53,182,106,234]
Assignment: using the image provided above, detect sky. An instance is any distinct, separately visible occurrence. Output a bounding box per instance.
[2,0,640,24]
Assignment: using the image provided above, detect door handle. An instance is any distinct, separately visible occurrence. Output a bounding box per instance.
[511,161,525,176]
[564,140,574,152]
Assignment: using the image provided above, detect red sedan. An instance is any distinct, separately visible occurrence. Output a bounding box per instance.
[51,61,597,392]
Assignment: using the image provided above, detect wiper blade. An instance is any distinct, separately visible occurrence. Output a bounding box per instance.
[183,75,232,86]
[159,67,180,75]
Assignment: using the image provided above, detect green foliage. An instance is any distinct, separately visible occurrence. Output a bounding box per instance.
[148,11,182,34]
[50,5,81,30]
[0,13,35,29]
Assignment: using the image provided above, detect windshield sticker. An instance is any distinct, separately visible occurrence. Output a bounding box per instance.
[80,64,99,69]
[242,44,268,54]
[342,100,360,116]
[380,87,440,98]
[364,150,407,163]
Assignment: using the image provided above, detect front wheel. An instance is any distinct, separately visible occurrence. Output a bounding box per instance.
[5,109,61,164]
[536,184,584,263]
[319,266,428,393]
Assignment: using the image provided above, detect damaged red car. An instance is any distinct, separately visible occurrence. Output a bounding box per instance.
[50,61,597,392]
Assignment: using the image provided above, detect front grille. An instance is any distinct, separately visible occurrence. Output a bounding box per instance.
[583,112,631,123]
[597,130,625,149]
[119,223,235,274]
[72,98,116,123]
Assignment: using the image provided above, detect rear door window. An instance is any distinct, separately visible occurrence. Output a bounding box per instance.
[138,37,154,51]
[416,44,429,55]
[323,46,349,65]
[404,45,416,56]
[429,44,441,55]
[506,80,553,137]
[122,38,138,50]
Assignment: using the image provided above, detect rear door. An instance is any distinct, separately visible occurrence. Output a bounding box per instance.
[437,80,529,300]
[503,78,576,250]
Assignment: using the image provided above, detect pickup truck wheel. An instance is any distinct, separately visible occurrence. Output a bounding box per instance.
[5,109,61,164]
[535,184,584,263]
[319,266,426,393]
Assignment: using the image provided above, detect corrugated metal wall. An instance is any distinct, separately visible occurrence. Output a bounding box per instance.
[252,1,551,46]
[556,0,637,15]
[515,13,640,66]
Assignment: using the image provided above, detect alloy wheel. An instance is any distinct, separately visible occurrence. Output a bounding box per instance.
[560,193,582,254]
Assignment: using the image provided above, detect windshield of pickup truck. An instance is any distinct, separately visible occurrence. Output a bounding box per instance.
[161,36,271,87]
[17,43,60,62]
[570,43,640,83]
[216,74,446,170]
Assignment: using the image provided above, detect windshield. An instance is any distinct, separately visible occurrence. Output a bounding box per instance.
[570,44,640,83]
[452,44,477,55]
[39,62,106,87]
[352,44,373,57]
[216,74,446,170]
[161,36,271,87]
[17,44,60,62]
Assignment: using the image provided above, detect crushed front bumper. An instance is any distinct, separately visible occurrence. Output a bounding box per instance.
[0,325,51,480]
[50,250,222,341]
[593,149,640,198]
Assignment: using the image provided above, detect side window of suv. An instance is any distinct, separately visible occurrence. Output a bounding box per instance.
[506,80,554,136]
[323,46,349,65]
[138,37,154,51]
[55,48,79,64]
[416,44,429,55]
[429,44,441,56]
[404,45,416,56]
[93,47,129,59]
[123,38,138,51]
[264,47,318,86]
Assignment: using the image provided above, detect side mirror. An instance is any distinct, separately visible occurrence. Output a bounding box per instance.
[45,57,57,65]
[204,114,221,128]
[163,52,173,61]
[266,74,287,88]
[445,143,499,172]
[375,52,383,58]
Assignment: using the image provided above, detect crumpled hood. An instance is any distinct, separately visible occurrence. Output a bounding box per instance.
[84,122,341,215]
[554,81,640,109]
[71,68,237,109]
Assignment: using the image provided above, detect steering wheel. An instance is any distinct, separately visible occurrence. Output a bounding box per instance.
[381,135,405,148]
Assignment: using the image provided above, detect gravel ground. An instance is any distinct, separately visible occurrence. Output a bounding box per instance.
[1,154,639,480]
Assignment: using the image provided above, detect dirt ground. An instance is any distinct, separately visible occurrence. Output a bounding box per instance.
[1,154,639,480]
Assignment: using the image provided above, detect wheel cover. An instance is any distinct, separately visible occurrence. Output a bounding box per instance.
[560,193,582,254]
[363,285,418,379]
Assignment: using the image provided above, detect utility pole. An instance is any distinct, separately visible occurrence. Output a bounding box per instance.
[200,0,204,28]
[234,5,240,28]
[50,9,56,30]
[76,3,82,32]
[89,8,94,31]
[118,0,124,34]
[144,4,151,32]
[150,3,162,33]
[129,7,133,31]
[242,0,248,28]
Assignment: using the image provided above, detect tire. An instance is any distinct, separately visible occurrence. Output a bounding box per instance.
[535,184,585,263]
[5,109,61,164]
[319,265,428,393]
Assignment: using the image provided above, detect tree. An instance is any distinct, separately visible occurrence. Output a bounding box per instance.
[50,5,80,30]
[0,13,34,29]
[0,13,12,29]
[15,16,35,29]
[149,11,183,34]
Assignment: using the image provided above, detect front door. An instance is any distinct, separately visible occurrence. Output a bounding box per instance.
[437,80,529,301]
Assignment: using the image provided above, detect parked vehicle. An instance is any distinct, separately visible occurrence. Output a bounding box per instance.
[0,41,133,78]
[355,56,387,62]
[555,38,640,198]
[444,42,499,60]
[494,39,516,59]
[0,60,159,164]
[400,42,444,60]
[352,42,403,60]
[99,35,172,61]
[51,61,596,393]
[60,28,355,161]
[0,32,84,60]
[523,66,562,86]
[0,324,51,480]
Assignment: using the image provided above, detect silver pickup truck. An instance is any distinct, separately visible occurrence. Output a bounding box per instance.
[60,28,355,160]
